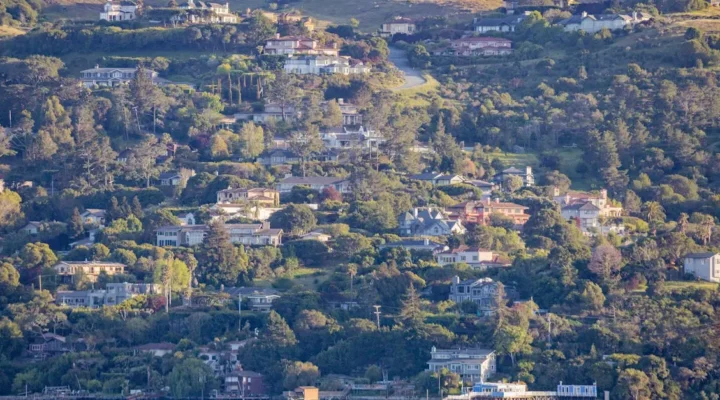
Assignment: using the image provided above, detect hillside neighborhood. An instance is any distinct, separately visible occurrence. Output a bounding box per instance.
[1,0,720,398]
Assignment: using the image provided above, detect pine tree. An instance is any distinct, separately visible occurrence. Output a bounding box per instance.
[265,310,298,347]
[69,207,85,239]
[120,197,132,218]
[399,282,423,326]
[197,222,249,286]
[108,196,122,221]
[131,196,144,219]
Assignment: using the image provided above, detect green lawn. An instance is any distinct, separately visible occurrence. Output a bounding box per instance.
[665,280,719,291]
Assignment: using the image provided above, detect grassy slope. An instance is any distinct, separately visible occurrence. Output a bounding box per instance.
[0,26,27,38]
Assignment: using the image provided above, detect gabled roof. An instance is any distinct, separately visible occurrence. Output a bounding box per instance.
[224,287,281,297]
[410,172,444,181]
[159,171,181,180]
[685,252,719,259]
[562,201,600,211]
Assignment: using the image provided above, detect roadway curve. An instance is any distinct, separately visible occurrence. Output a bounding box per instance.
[388,47,427,91]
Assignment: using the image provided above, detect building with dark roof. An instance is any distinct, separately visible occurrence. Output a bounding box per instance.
[427,346,496,383]
[398,207,466,237]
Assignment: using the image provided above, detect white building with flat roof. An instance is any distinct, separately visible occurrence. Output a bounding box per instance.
[684,253,720,283]
[427,347,496,383]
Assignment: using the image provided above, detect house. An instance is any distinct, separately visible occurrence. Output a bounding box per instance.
[217,187,280,206]
[137,342,176,357]
[493,166,534,187]
[257,149,301,166]
[380,17,416,36]
[684,253,720,283]
[81,209,106,226]
[156,223,282,247]
[285,386,320,400]
[265,34,338,56]
[553,188,623,235]
[398,207,466,237]
[465,179,497,192]
[473,14,527,33]
[236,99,362,125]
[409,172,466,186]
[69,229,99,248]
[56,283,162,309]
[427,347,496,383]
[446,198,529,227]
[29,333,73,359]
[198,345,241,375]
[53,261,126,282]
[284,55,371,75]
[276,176,351,194]
[21,221,44,235]
[469,382,597,398]
[172,0,238,23]
[448,276,501,316]
[79,66,164,88]
[209,203,282,222]
[380,238,447,253]
[225,370,267,396]
[558,11,650,33]
[300,231,332,242]
[321,126,385,150]
[99,0,138,21]
[177,212,196,225]
[159,170,195,186]
[448,37,512,56]
[435,246,510,269]
[224,287,281,312]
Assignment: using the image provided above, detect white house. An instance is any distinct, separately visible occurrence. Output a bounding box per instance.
[321,126,385,150]
[21,221,44,235]
[284,55,370,75]
[397,207,466,237]
[427,347,496,383]
[156,223,282,247]
[276,176,351,193]
[684,253,720,283]
[56,283,162,308]
[235,98,362,125]
[81,209,106,226]
[493,166,534,187]
[410,172,466,186]
[264,34,338,56]
[99,0,138,21]
[554,188,623,236]
[53,261,126,282]
[224,287,281,312]
[435,246,510,269]
[79,66,163,88]
[380,17,416,36]
[136,343,176,357]
[159,170,195,186]
[473,14,527,33]
[448,276,501,316]
[449,37,512,56]
[558,11,650,33]
[172,0,238,23]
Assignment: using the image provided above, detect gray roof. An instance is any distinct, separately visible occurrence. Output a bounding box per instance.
[279,176,347,185]
[562,202,600,211]
[224,287,280,297]
[685,252,718,259]
[473,14,526,27]
[410,172,443,181]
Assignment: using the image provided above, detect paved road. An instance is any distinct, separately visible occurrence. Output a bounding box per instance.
[388,47,426,91]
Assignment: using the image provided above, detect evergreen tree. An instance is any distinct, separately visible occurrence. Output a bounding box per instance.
[398,282,423,326]
[265,310,298,347]
[197,221,249,286]
[131,196,144,219]
[68,208,84,239]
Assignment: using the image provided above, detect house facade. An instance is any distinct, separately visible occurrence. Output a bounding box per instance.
[398,207,466,237]
[427,347,496,383]
[56,283,162,308]
[265,34,338,56]
[53,261,126,282]
[236,99,362,125]
[559,11,650,33]
[276,176,351,193]
[258,149,301,166]
[224,287,281,312]
[684,253,720,283]
[380,17,416,36]
[159,169,195,186]
[79,66,160,88]
[216,187,280,206]
[81,209,107,226]
[321,126,385,150]
[448,276,501,316]
[493,166,534,187]
[446,199,529,227]
[473,14,527,33]
[449,37,512,56]
[99,0,139,21]
[553,188,623,235]
[409,172,466,186]
[380,238,448,253]
[172,0,238,23]
[284,56,371,75]
[29,333,74,359]
[435,246,509,269]
[225,371,267,396]
[156,223,282,247]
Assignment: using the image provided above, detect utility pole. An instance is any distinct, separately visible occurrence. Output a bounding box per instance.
[38,274,42,291]
[373,305,381,329]
[238,293,242,331]
[547,313,552,345]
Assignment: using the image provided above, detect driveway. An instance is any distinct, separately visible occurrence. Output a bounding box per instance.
[388,47,426,91]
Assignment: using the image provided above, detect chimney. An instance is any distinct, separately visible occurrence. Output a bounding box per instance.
[485,197,490,205]
[413,208,419,218]
[581,11,588,18]
[424,238,429,246]
[632,11,638,20]
[338,98,344,104]
[495,198,500,203]
[526,166,532,176]
[95,64,100,69]
[275,33,281,39]
[601,189,608,200]
[552,186,560,197]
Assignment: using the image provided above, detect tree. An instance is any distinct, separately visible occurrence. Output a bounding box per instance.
[248,11,277,45]
[0,263,20,290]
[209,135,230,160]
[588,244,623,287]
[613,369,651,400]
[39,96,73,149]
[267,71,301,121]
[494,324,532,366]
[642,202,666,226]
[153,257,191,295]
[68,207,85,239]
[0,190,23,233]
[197,222,249,286]
[398,282,423,326]
[269,204,317,235]
[168,358,214,399]
[322,100,343,128]
[0,318,24,359]
[504,176,524,192]
[289,125,324,177]
[265,310,297,347]
[283,361,320,390]
[124,135,168,187]
[238,122,265,159]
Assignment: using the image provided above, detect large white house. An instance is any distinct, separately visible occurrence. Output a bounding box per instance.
[379,17,416,37]
[427,347,496,384]
[276,176,351,193]
[53,261,126,282]
[321,126,385,150]
[473,14,527,33]
[79,66,163,88]
[99,0,139,21]
[435,246,510,270]
[553,188,624,236]
[397,207,466,237]
[156,223,282,247]
[684,253,720,282]
[284,55,371,75]
[172,0,238,24]
[558,11,650,33]
[264,34,338,56]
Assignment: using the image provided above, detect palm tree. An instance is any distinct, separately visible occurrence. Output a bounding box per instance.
[677,213,689,233]
[347,264,357,295]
